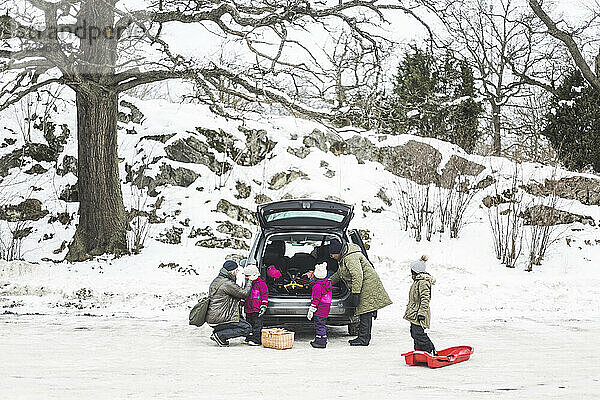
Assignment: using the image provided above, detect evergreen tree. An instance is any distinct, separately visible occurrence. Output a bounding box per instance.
[543,71,600,172]
[392,47,483,152]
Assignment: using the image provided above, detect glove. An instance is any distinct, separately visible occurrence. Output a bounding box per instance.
[417,315,425,322]
[307,305,317,320]
[303,270,315,281]
[258,304,267,317]
[349,293,360,308]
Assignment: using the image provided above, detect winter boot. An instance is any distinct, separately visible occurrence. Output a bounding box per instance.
[310,341,326,348]
[210,332,229,347]
[349,340,369,346]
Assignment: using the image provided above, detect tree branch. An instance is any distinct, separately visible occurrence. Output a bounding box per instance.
[529,0,600,91]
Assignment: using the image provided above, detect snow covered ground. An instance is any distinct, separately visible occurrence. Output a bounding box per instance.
[2,90,600,399]
[2,248,600,399]
[2,312,599,399]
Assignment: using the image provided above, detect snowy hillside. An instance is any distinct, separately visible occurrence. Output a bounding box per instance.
[2,96,600,399]
[1,95,599,322]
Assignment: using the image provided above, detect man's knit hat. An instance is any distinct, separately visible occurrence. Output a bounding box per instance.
[329,239,343,255]
[223,260,238,271]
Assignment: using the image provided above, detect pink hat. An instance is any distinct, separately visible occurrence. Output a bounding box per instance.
[267,265,282,279]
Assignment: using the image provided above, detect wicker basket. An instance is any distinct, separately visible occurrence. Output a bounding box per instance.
[261,328,295,350]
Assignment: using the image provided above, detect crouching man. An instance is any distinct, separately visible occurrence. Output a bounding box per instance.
[207,260,259,347]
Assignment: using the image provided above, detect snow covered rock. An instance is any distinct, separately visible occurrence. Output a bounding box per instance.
[165,136,226,175]
[523,176,600,206]
[269,169,308,190]
[214,200,256,225]
[522,205,595,226]
[0,199,48,222]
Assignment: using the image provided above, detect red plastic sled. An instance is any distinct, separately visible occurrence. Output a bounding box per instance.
[401,346,474,368]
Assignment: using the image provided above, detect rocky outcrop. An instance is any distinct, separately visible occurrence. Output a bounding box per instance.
[287,146,311,159]
[0,199,48,222]
[255,194,272,204]
[118,100,144,124]
[523,176,600,206]
[25,164,48,175]
[215,199,256,225]
[482,189,519,208]
[56,155,78,177]
[195,237,249,250]
[142,133,176,143]
[522,205,595,226]
[216,221,253,239]
[237,126,277,166]
[235,181,251,199]
[165,136,228,175]
[301,131,486,188]
[303,129,343,153]
[324,169,335,178]
[132,163,199,197]
[269,169,308,190]
[194,126,276,168]
[157,226,184,244]
[0,143,57,177]
[440,155,486,188]
[59,184,78,202]
[189,226,213,238]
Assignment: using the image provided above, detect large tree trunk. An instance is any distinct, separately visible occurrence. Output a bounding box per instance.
[491,101,502,156]
[66,89,127,261]
[66,0,127,261]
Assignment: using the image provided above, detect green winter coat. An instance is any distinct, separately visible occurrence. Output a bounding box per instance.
[330,243,392,316]
[403,273,435,329]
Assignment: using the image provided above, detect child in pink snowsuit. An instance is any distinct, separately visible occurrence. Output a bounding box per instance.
[242,265,269,345]
[307,263,333,348]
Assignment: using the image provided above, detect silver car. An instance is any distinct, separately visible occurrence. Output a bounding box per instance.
[245,199,371,334]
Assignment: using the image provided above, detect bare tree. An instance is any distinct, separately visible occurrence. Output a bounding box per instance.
[528,0,600,91]
[486,165,525,268]
[437,174,482,238]
[0,0,426,261]
[427,0,543,155]
[503,87,557,163]
[393,179,436,242]
[525,191,562,271]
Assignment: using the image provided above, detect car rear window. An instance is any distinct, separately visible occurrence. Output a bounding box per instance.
[265,210,345,222]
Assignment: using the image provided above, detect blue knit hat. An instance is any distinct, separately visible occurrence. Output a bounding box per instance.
[223,260,238,271]
[329,239,343,255]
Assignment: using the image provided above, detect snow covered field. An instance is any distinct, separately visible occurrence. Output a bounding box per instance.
[2,248,600,399]
[2,93,600,399]
[2,313,599,399]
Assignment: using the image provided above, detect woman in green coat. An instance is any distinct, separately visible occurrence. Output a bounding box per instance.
[329,239,392,346]
[403,255,436,355]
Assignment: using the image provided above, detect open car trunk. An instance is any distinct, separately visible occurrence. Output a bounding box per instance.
[259,232,349,298]
[257,200,354,231]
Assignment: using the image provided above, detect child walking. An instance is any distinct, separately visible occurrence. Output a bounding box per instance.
[307,263,333,349]
[403,255,437,355]
[242,264,269,346]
